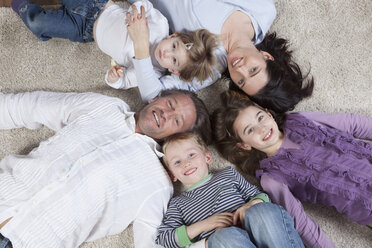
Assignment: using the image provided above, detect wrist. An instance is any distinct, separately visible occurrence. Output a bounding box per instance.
[133,42,150,59]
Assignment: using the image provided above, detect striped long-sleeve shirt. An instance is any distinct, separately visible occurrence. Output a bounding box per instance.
[0,91,173,248]
[156,166,269,247]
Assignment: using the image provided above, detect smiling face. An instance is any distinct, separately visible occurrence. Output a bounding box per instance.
[227,47,273,95]
[135,94,197,140]
[154,35,189,75]
[233,105,283,156]
[164,138,211,188]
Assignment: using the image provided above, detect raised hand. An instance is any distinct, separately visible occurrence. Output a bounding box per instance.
[126,5,150,59]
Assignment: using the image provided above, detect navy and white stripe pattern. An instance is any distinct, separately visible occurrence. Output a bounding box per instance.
[156,166,265,247]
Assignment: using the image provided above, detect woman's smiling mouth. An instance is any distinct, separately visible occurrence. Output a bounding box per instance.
[263,128,273,141]
[231,57,243,67]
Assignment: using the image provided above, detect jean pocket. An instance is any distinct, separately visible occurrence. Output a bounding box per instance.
[71,5,95,19]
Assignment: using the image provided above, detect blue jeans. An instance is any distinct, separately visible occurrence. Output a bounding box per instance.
[0,233,12,248]
[17,0,109,42]
[208,203,304,248]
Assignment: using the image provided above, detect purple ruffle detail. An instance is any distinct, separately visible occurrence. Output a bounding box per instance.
[256,113,372,224]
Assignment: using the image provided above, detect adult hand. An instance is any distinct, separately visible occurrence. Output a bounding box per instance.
[107,66,124,83]
[186,212,233,240]
[126,5,150,59]
[233,199,263,228]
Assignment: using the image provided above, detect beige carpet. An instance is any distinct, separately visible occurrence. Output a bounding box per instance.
[0,0,371,247]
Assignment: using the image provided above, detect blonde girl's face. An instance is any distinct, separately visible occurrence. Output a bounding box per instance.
[233,105,282,156]
[154,35,188,75]
[164,138,211,188]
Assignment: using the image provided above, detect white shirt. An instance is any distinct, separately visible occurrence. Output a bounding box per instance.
[129,0,276,101]
[95,0,168,89]
[0,91,173,248]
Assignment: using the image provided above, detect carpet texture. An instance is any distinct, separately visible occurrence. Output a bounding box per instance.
[0,0,371,247]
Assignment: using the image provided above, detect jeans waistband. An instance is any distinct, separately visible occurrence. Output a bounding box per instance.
[81,0,110,42]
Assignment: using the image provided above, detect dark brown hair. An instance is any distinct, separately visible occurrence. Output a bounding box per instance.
[159,89,212,145]
[212,91,268,176]
[227,32,314,113]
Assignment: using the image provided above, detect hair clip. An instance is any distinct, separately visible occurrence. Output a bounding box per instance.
[226,128,232,137]
[185,43,194,51]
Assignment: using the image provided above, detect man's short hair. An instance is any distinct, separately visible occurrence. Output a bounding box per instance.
[158,89,212,144]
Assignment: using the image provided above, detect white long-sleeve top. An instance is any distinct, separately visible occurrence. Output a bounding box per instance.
[0,91,173,248]
[129,0,276,101]
[95,0,168,89]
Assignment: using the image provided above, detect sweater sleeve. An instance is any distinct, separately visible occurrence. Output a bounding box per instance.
[229,167,268,202]
[260,174,336,248]
[156,198,185,248]
[0,91,120,132]
[299,111,372,140]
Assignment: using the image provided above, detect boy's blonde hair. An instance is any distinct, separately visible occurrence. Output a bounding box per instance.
[162,132,209,166]
[177,29,219,83]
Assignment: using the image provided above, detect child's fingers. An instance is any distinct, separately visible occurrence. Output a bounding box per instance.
[125,13,130,25]
[131,4,138,18]
[117,69,124,77]
[109,68,119,77]
[239,210,245,228]
[232,210,239,226]
[139,5,145,19]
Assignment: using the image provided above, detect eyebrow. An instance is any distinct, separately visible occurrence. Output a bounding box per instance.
[243,110,262,134]
[172,97,184,126]
[175,41,180,67]
[240,68,262,89]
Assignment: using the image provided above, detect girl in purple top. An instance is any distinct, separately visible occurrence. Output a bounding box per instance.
[213,90,372,248]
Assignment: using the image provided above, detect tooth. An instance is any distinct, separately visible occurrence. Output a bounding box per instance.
[233,58,241,67]
[153,112,159,126]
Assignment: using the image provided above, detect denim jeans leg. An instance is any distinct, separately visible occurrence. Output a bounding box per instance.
[208,226,256,248]
[18,1,87,42]
[244,202,304,248]
[0,237,11,248]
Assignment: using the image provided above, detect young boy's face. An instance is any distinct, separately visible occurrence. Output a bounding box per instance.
[164,138,211,188]
[154,35,188,76]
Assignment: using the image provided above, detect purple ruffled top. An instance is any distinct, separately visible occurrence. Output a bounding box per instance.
[256,113,372,225]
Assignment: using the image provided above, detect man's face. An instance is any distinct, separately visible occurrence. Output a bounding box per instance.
[135,94,197,140]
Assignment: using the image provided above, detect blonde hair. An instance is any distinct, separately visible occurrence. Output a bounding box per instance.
[177,29,219,83]
[162,132,209,166]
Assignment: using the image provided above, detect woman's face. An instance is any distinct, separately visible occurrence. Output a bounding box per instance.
[233,105,282,156]
[227,47,273,95]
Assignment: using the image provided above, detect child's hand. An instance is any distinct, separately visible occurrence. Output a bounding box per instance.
[107,66,124,83]
[186,212,233,241]
[233,199,263,228]
[201,212,234,232]
[125,5,150,59]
